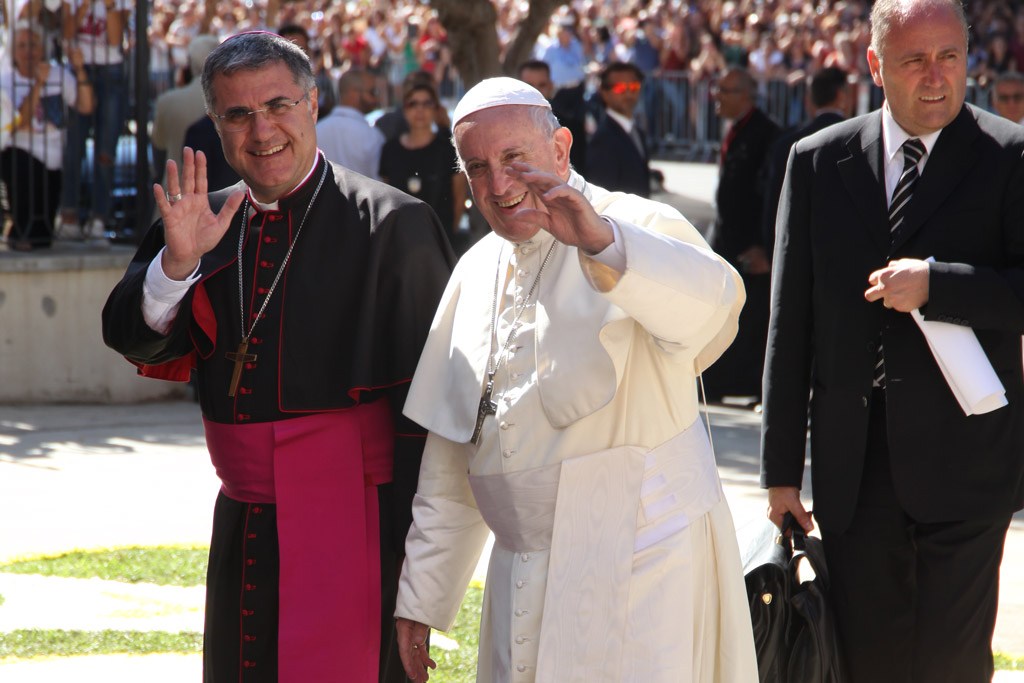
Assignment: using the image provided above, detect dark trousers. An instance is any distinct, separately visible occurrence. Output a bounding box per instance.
[821,391,1010,683]
[0,147,60,248]
[700,270,770,399]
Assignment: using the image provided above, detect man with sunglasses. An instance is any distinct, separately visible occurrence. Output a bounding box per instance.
[585,61,652,197]
[317,66,386,179]
[991,71,1024,125]
[103,31,454,683]
[702,66,779,404]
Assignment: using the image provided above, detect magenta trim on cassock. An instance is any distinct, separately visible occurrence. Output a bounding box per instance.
[203,400,395,681]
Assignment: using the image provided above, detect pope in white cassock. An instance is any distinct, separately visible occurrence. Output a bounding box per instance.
[394,78,759,683]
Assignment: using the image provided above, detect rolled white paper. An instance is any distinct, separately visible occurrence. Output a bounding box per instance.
[910,307,1007,415]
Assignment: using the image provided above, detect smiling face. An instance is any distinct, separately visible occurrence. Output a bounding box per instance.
[454,105,570,243]
[210,62,319,203]
[867,1,966,136]
[13,28,45,77]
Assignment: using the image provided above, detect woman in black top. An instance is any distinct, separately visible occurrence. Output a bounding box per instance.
[379,80,466,247]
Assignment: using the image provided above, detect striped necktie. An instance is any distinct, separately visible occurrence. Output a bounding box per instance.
[875,137,926,388]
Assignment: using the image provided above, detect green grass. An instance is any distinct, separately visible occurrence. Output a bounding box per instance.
[996,652,1024,671]
[0,630,202,658]
[432,581,484,683]
[0,548,1016,675]
[0,546,208,586]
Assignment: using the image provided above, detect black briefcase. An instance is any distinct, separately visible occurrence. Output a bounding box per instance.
[741,513,846,683]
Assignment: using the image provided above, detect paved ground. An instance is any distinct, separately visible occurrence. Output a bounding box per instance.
[1,162,1021,680]
[1,399,1022,681]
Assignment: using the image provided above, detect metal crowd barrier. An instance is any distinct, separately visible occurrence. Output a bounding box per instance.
[642,72,999,161]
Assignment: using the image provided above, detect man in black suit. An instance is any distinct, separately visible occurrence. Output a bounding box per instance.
[702,67,779,401]
[517,59,588,172]
[585,61,650,198]
[761,66,850,253]
[762,0,1024,681]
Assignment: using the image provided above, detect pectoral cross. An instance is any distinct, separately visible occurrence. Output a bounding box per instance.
[471,375,497,445]
[226,339,257,397]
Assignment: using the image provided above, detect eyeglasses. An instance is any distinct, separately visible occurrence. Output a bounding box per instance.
[996,93,1024,103]
[404,99,436,110]
[712,86,744,95]
[212,95,309,132]
[607,81,642,95]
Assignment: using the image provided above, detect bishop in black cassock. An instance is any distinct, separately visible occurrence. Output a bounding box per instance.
[102,32,454,683]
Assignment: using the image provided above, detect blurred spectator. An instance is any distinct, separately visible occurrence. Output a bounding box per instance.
[382,10,412,102]
[662,22,692,72]
[416,15,447,76]
[762,67,851,254]
[278,22,336,118]
[363,10,388,76]
[151,34,218,190]
[586,61,650,197]
[536,15,586,93]
[588,21,617,67]
[374,69,442,142]
[748,33,787,81]
[1,21,93,250]
[630,17,665,151]
[517,59,587,171]
[379,78,465,249]
[60,0,130,241]
[703,66,779,403]
[992,71,1024,124]
[165,1,201,79]
[691,31,727,81]
[317,67,385,179]
[973,32,1017,87]
[181,114,238,192]
[148,8,175,98]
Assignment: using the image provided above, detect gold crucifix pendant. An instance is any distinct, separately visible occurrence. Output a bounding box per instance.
[226,339,258,397]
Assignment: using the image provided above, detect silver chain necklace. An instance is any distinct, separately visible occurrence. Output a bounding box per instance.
[470,239,557,444]
[225,159,329,397]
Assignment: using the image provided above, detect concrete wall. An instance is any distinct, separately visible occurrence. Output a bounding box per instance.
[0,247,186,404]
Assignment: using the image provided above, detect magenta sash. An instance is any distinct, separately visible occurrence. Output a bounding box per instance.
[204,400,394,682]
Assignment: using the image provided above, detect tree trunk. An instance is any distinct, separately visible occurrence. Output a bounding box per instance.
[430,0,502,89]
[431,0,566,89]
[501,0,565,76]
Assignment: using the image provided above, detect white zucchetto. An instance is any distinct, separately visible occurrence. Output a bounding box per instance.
[452,77,552,128]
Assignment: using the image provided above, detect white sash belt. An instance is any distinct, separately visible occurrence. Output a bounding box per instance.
[468,462,561,553]
[470,421,722,681]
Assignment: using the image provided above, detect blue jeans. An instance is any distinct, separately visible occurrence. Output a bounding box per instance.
[62,62,126,223]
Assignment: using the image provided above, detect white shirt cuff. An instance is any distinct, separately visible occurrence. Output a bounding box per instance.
[142,247,201,334]
[587,217,627,273]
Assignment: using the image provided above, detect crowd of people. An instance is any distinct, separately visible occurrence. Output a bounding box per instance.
[5,0,1024,250]
[141,0,1024,102]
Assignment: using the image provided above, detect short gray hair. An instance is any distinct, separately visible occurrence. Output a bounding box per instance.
[452,105,563,173]
[995,71,1024,88]
[202,31,315,112]
[870,0,969,59]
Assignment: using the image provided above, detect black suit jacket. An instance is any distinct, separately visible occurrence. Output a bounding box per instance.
[708,107,779,265]
[585,114,650,198]
[761,111,844,253]
[762,104,1024,533]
